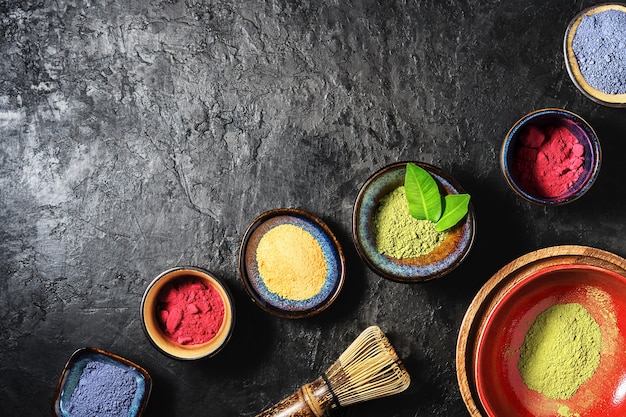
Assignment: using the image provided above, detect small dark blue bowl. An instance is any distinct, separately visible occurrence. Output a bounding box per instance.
[501,108,601,206]
[352,161,476,283]
[53,347,152,417]
[238,208,346,318]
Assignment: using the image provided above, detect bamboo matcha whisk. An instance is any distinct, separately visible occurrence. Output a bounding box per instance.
[255,326,411,417]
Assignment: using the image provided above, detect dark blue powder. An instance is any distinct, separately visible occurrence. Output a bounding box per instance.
[572,9,626,95]
[67,361,137,417]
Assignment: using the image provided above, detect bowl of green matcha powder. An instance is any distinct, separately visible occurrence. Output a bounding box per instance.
[352,161,475,283]
[472,261,626,417]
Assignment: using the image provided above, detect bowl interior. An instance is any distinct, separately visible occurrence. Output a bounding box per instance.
[53,347,152,417]
[475,264,626,417]
[352,161,475,282]
[502,109,600,205]
[141,267,234,360]
[564,4,626,108]
[239,208,345,318]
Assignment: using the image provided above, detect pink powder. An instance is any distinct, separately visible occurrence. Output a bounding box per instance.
[512,125,586,198]
[157,276,225,345]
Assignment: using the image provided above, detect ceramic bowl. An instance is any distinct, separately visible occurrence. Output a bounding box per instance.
[238,208,346,319]
[352,161,475,283]
[456,246,626,417]
[141,266,235,360]
[53,347,152,417]
[474,264,626,417]
[564,3,626,108]
[501,108,601,206]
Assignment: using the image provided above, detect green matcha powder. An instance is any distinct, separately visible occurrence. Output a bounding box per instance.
[373,186,446,258]
[518,303,602,400]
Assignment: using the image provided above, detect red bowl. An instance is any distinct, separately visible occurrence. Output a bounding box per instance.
[474,264,626,417]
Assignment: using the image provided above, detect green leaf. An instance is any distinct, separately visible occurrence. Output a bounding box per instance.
[435,194,471,232]
[405,163,442,222]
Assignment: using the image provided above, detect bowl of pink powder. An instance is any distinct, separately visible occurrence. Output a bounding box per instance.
[141,266,235,360]
[501,108,601,206]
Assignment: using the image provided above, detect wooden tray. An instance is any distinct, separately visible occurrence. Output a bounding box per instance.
[455,245,626,416]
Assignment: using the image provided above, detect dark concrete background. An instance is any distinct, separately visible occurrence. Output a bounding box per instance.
[2,1,626,416]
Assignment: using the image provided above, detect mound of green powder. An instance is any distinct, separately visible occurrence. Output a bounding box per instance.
[517,303,602,400]
[373,186,446,258]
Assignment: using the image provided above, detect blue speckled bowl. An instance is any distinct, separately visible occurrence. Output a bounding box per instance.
[53,347,152,417]
[352,161,475,283]
[238,208,346,318]
[501,108,601,206]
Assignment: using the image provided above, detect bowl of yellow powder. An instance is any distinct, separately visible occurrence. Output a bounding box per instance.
[472,262,626,417]
[238,208,346,318]
[352,161,475,283]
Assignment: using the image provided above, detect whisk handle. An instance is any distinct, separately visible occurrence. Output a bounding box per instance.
[254,377,336,417]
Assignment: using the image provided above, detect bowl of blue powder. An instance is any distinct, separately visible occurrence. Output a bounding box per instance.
[564,3,626,107]
[53,347,152,417]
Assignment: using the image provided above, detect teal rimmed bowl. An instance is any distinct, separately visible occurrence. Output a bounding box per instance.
[53,347,152,417]
[352,161,475,283]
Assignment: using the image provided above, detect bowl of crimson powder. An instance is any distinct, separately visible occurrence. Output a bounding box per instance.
[141,266,235,360]
[53,347,152,417]
[501,108,601,206]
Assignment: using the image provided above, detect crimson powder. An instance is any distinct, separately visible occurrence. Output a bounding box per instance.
[156,276,225,345]
[512,124,585,198]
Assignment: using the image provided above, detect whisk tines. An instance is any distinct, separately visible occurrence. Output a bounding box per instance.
[323,326,411,407]
[254,326,410,417]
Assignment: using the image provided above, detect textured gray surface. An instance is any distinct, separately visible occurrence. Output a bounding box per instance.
[2,1,626,416]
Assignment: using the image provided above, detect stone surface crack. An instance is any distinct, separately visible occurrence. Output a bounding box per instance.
[169,152,218,221]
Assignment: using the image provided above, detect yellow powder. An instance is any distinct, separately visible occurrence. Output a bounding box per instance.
[256,224,327,300]
[558,405,580,417]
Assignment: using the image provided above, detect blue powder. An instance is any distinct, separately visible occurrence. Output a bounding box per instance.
[67,361,137,417]
[572,9,626,95]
